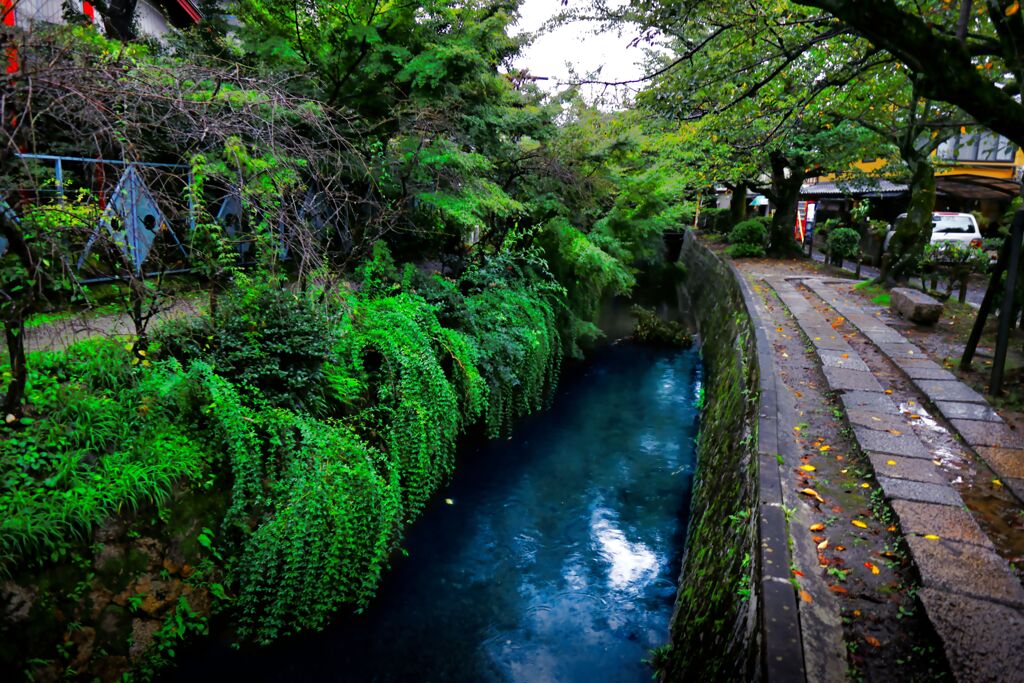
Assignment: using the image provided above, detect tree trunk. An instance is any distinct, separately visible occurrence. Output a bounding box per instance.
[729,181,748,226]
[882,155,935,283]
[3,312,27,417]
[768,152,804,255]
[130,279,149,351]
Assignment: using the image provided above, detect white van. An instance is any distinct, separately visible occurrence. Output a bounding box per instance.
[883,212,982,252]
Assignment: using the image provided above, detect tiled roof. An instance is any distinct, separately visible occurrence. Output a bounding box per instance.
[800,179,908,198]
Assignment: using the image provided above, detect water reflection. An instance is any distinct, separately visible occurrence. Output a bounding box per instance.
[590,504,659,591]
[172,344,700,683]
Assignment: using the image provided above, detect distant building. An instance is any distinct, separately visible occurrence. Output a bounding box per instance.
[796,130,1021,247]
[2,0,201,39]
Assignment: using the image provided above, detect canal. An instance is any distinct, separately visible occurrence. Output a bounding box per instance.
[173,341,700,682]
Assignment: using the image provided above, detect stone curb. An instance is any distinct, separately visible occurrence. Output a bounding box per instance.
[729,265,808,683]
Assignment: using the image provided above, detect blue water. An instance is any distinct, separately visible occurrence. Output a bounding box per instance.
[176,342,700,682]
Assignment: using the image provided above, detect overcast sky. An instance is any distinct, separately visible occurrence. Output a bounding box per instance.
[510,0,650,101]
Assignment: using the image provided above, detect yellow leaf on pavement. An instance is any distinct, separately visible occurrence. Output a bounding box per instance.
[799,488,825,503]
[851,519,868,529]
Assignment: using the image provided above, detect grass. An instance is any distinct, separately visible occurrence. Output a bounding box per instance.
[853,280,890,306]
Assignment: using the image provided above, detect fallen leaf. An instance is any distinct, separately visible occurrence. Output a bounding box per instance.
[852,609,861,617]
[865,635,881,648]
[800,488,825,503]
[908,414,921,420]
[1008,1,1020,16]
[817,539,829,550]
[829,585,848,594]
[794,390,803,398]
[820,445,831,452]
[881,550,897,558]
[932,459,942,466]
[800,464,817,472]
[888,429,902,436]
[813,535,825,543]
[884,389,893,395]
[886,525,897,532]
[861,483,871,489]
[445,498,454,505]
[851,519,868,529]
[831,506,843,513]
[886,460,896,466]
[799,590,813,603]
[834,545,846,551]
[809,523,825,532]
[794,426,802,431]
[777,327,784,333]
[841,353,849,359]
[792,569,804,577]
[993,479,1003,487]
[864,562,880,575]
[923,534,940,540]
[835,455,844,461]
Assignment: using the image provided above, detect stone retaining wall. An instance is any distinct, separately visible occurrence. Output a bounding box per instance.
[662,233,761,680]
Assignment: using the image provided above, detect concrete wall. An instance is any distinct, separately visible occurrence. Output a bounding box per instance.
[660,232,761,680]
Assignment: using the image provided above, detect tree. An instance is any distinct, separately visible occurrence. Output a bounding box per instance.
[795,0,1024,150]
[624,1,889,252]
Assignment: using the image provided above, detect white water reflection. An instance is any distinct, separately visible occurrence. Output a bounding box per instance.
[590,505,659,591]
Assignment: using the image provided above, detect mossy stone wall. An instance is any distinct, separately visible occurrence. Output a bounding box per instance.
[661,233,760,680]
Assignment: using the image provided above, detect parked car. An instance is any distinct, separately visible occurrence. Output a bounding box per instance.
[882,212,983,252]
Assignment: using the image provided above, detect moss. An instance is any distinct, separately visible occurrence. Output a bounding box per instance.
[659,236,759,680]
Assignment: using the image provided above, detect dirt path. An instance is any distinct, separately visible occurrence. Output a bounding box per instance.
[23,295,206,353]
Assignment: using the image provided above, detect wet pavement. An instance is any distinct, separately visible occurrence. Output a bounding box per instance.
[736,256,1024,683]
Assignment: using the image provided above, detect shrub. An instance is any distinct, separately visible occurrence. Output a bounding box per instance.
[700,207,732,234]
[827,227,861,261]
[726,219,767,258]
[727,243,767,258]
[155,283,335,413]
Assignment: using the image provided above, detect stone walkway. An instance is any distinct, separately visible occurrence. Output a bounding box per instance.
[736,260,1024,682]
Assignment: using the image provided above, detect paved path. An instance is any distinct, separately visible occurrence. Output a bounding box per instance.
[737,260,1024,682]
